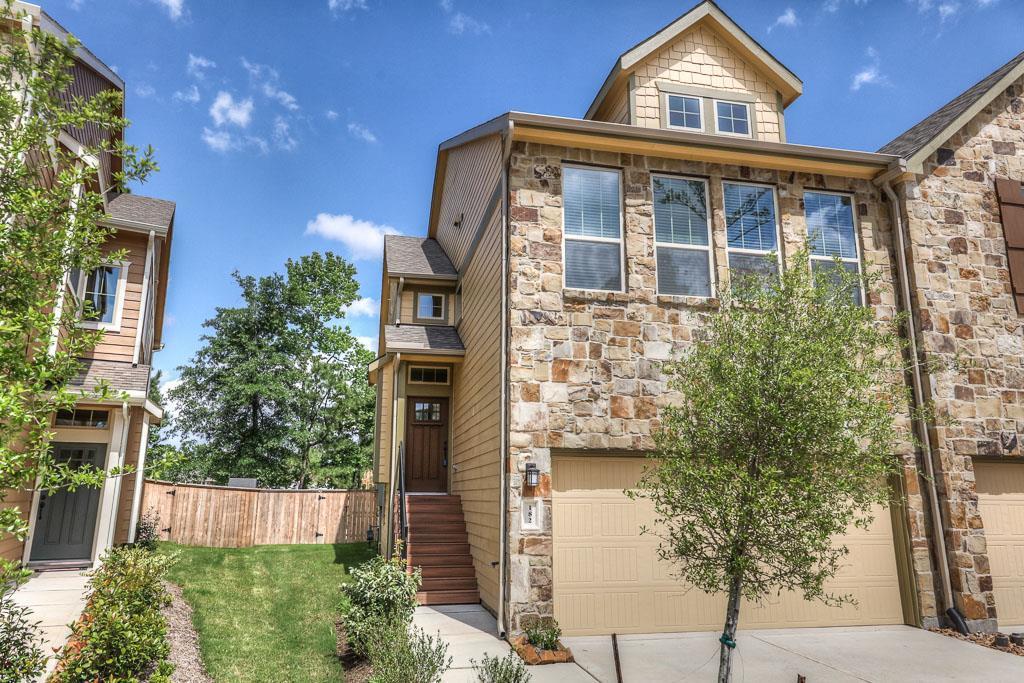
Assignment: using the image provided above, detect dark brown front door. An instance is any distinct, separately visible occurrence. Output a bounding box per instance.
[406,397,448,492]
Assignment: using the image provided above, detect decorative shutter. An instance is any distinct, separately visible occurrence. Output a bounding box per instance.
[995,179,1024,313]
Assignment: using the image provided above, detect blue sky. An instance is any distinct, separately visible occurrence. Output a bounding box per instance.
[54,0,1023,389]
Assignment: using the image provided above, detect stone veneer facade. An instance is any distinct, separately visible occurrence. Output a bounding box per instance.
[892,75,1024,631]
[503,140,941,633]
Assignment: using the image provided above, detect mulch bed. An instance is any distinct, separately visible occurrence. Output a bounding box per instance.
[335,620,373,683]
[162,582,214,683]
[932,628,1024,657]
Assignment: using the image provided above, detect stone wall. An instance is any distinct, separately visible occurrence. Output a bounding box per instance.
[504,140,935,632]
[896,75,1024,631]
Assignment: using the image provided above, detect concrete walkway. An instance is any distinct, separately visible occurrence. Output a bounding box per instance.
[11,570,89,680]
[565,625,1024,682]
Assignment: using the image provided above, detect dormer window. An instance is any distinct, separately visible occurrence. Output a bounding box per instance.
[666,94,702,131]
[74,261,129,331]
[415,292,446,322]
[714,100,751,137]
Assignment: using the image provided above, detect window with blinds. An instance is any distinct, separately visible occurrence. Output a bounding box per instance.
[563,166,623,291]
[653,175,713,296]
[724,181,780,281]
[806,191,863,305]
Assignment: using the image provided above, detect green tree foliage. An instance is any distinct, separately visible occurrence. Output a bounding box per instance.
[0,3,156,585]
[169,252,376,488]
[630,250,909,682]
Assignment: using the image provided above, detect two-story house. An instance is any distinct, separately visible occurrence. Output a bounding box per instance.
[0,3,175,570]
[371,0,1024,638]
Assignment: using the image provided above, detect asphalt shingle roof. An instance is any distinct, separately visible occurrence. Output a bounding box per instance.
[384,236,457,279]
[880,50,1024,159]
[105,193,176,231]
[383,325,464,353]
[71,359,151,394]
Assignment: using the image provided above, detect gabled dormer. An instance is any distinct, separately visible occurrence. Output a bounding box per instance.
[585,0,802,143]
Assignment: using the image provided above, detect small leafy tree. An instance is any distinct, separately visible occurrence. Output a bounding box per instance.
[631,250,908,682]
[0,2,156,585]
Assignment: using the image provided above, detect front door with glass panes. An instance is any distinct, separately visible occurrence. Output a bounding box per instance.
[405,398,449,492]
[30,443,105,562]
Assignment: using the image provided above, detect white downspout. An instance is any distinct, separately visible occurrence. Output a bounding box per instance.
[496,119,514,638]
[132,230,156,366]
[127,413,151,542]
[880,175,957,623]
[385,352,402,559]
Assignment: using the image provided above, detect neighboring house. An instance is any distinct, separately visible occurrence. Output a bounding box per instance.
[370,1,1024,638]
[0,3,174,569]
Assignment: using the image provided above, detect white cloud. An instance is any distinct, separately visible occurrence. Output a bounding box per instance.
[850,46,888,91]
[326,109,339,120]
[152,0,185,21]
[241,58,299,111]
[344,297,378,317]
[173,84,200,104]
[159,377,184,421]
[347,122,378,143]
[356,336,377,353]
[329,0,368,11]
[135,83,156,98]
[768,7,798,32]
[187,53,216,79]
[824,0,869,11]
[305,214,400,260]
[273,116,298,151]
[440,0,490,35]
[209,91,254,128]
[201,127,234,152]
[937,1,960,20]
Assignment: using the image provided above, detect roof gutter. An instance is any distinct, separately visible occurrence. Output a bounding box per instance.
[877,163,967,635]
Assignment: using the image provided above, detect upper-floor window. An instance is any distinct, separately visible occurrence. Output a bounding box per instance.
[653,175,713,297]
[666,94,702,132]
[415,293,445,322]
[55,408,109,428]
[75,262,128,330]
[714,100,751,138]
[806,191,863,305]
[409,366,450,385]
[724,182,781,281]
[563,165,623,292]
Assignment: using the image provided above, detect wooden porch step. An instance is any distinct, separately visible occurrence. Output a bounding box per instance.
[420,576,478,592]
[407,542,471,556]
[408,553,473,567]
[408,532,469,544]
[416,564,475,579]
[416,589,480,606]
[406,523,467,535]
[406,512,467,524]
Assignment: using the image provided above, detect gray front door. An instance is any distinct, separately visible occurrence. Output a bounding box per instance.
[30,443,105,562]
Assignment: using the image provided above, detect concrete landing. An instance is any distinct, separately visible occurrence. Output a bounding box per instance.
[11,569,89,681]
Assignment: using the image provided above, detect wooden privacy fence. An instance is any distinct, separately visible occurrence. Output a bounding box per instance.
[141,479,376,548]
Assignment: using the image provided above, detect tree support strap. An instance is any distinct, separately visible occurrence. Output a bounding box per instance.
[719,633,736,649]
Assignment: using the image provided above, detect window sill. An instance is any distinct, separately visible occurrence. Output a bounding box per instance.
[656,295,720,309]
[79,321,121,333]
[562,289,631,304]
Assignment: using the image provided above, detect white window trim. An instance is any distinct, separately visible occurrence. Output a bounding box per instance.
[713,99,753,139]
[652,174,716,298]
[415,292,447,322]
[663,93,704,133]
[806,189,866,306]
[723,180,784,276]
[78,260,130,332]
[408,365,450,385]
[561,164,626,294]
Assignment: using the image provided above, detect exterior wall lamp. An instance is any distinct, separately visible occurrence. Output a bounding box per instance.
[525,462,540,488]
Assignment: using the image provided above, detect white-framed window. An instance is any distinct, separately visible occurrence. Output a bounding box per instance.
[415,292,446,321]
[723,181,782,280]
[76,261,129,331]
[409,366,450,385]
[652,174,714,297]
[665,93,703,131]
[562,165,624,292]
[55,408,109,428]
[805,190,864,305]
[714,100,751,138]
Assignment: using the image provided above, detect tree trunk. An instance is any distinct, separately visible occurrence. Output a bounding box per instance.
[717,574,743,683]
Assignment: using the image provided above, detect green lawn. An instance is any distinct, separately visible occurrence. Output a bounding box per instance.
[160,542,376,683]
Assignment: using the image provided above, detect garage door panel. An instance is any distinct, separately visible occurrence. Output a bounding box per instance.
[553,456,904,636]
[975,462,1024,627]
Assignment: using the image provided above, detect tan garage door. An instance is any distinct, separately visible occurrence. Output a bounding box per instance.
[552,456,905,636]
[975,462,1024,628]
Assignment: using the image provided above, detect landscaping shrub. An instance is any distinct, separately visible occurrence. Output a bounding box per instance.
[365,622,451,683]
[0,591,47,683]
[53,546,175,682]
[340,552,420,658]
[133,510,160,552]
[471,651,531,683]
[524,619,561,651]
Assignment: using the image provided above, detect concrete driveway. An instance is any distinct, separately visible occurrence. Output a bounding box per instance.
[565,626,1024,682]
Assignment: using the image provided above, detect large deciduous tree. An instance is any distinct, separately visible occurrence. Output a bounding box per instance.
[0,4,156,584]
[169,252,375,488]
[630,250,909,682]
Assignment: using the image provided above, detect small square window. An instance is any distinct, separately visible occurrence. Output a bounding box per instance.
[715,101,750,137]
[416,293,445,320]
[55,408,110,428]
[666,94,702,131]
[409,366,449,384]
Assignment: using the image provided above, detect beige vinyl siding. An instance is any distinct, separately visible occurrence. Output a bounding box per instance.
[82,231,147,363]
[435,135,503,269]
[376,359,394,485]
[0,488,31,562]
[114,407,145,545]
[591,79,632,125]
